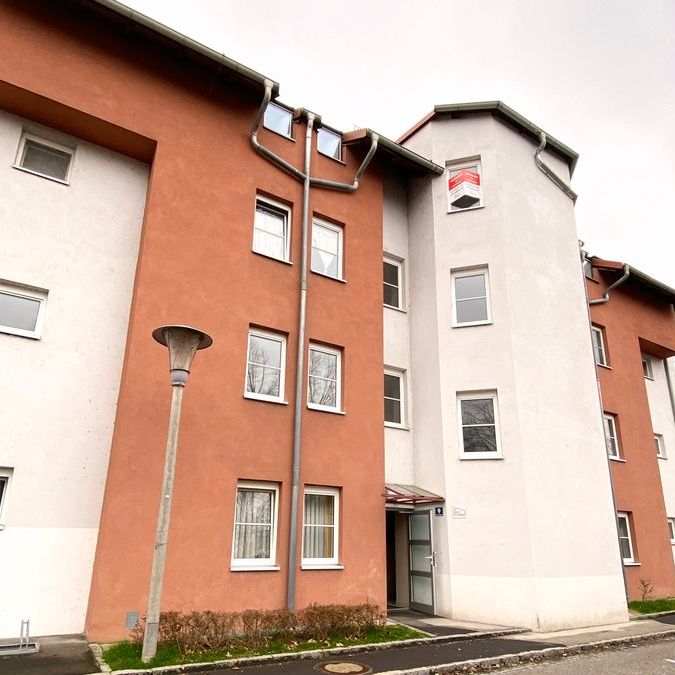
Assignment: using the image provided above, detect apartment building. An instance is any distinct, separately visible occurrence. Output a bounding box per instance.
[0,0,668,643]
[585,257,675,600]
[380,105,628,630]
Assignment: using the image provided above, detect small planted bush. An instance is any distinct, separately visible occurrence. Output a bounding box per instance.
[131,603,385,656]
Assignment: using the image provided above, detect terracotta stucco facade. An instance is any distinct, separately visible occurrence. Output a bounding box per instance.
[0,0,387,641]
[587,263,675,600]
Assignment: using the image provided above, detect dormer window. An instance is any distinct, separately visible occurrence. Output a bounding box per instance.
[263,102,293,138]
[317,128,341,160]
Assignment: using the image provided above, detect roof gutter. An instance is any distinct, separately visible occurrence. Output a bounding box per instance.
[535,132,578,203]
[90,0,280,96]
[376,134,444,176]
[589,264,631,305]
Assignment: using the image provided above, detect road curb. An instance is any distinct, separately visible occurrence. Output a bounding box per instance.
[377,628,675,674]
[629,609,675,621]
[86,628,526,674]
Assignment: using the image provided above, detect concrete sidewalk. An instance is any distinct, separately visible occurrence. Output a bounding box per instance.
[0,635,98,675]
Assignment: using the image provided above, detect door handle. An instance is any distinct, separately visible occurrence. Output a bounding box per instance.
[423,552,436,567]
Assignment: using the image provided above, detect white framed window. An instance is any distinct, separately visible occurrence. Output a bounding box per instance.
[308,343,342,412]
[302,486,340,567]
[384,369,406,427]
[655,434,667,459]
[617,512,636,563]
[457,392,502,459]
[642,356,654,379]
[447,159,483,212]
[452,268,491,326]
[583,258,595,280]
[317,127,342,161]
[253,196,291,262]
[668,518,675,545]
[263,102,293,138]
[244,329,286,403]
[0,281,47,339]
[0,468,12,528]
[231,481,279,569]
[311,219,343,280]
[591,326,607,367]
[603,413,621,459]
[383,257,403,310]
[14,132,74,183]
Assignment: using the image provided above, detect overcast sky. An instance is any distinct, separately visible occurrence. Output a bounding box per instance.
[126,0,674,286]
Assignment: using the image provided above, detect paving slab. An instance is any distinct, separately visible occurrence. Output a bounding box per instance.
[0,635,98,675]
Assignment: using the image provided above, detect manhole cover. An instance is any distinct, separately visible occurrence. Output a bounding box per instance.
[315,661,373,674]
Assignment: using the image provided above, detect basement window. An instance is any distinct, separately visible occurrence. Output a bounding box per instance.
[0,281,47,339]
[263,102,293,138]
[15,132,74,183]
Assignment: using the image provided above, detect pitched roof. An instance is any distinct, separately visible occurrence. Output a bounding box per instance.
[590,257,675,304]
[398,101,579,175]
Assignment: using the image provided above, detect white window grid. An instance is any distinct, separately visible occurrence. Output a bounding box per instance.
[384,368,406,428]
[302,486,340,567]
[307,343,342,413]
[603,414,621,459]
[311,219,344,281]
[14,131,75,184]
[655,434,667,459]
[457,391,502,459]
[253,196,292,262]
[383,257,403,310]
[317,127,342,161]
[244,329,287,403]
[447,159,483,213]
[0,281,48,340]
[592,326,607,367]
[642,356,654,379]
[617,512,635,563]
[231,481,279,569]
[451,267,492,327]
[668,518,675,544]
[263,102,293,138]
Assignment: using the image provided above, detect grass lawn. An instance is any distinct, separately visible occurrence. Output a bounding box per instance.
[103,624,424,671]
[628,598,675,614]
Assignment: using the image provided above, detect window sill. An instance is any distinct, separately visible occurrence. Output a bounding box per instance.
[244,393,289,405]
[447,205,485,215]
[0,327,41,340]
[452,320,492,329]
[262,124,295,142]
[307,404,345,415]
[310,270,346,284]
[384,304,407,314]
[317,150,346,165]
[13,164,70,185]
[231,565,280,572]
[609,456,627,463]
[597,363,613,370]
[301,564,344,570]
[624,561,641,567]
[658,456,668,460]
[252,250,293,266]
[385,422,410,431]
[459,453,504,461]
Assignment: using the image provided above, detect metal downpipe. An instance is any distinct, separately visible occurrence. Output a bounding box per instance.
[535,132,578,202]
[287,112,314,610]
[588,264,631,305]
[310,134,379,192]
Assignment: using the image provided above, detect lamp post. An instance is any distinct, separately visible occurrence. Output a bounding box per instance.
[141,325,213,663]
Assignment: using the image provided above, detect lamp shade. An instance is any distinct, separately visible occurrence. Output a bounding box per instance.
[152,325,213,386]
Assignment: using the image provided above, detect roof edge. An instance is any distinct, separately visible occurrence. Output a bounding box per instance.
[591,256,675,302]
[398,101,579,175]
[89,0,280,96]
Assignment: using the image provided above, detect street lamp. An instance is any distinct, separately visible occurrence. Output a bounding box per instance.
[141,325,213,663]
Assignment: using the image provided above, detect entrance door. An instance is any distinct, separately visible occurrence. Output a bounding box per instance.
[408,510,435,613]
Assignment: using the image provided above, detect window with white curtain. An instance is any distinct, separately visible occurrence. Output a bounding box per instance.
[253,197,291,262]
[302,486,339,567]
[308,343,342,412]
[592,326,607,366]
[311,219,343,280]
[231,482,279,569]
[603,413,620,459]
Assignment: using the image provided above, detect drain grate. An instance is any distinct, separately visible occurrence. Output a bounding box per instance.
[314,662,372,674]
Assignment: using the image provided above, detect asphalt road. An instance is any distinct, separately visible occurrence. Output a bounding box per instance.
[499,640,675,674]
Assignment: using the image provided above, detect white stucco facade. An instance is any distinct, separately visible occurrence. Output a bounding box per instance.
[384,111,628,630]
[647,357,675,563]
[0,111,148,637]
